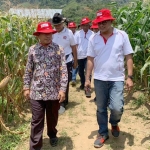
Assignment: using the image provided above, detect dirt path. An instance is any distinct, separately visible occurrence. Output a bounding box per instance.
[16,79,150,150]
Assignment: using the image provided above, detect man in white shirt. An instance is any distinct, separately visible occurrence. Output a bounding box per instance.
[68,22,79,86]
[75,17,94,89]
[85,9,134,148]
[52,13,77,114]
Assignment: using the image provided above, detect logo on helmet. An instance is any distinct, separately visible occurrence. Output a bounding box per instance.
[41,23,49,28]
[97,12,102,17]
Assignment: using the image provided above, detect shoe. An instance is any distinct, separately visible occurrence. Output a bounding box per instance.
[79,84,84,90]
[50,137,58,147]
[58,106,65,114]
[111,125,120,137]
[94,135,109,148]
[71,81,76,86]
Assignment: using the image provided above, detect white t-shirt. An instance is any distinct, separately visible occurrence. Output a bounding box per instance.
[75,29,94,59]
[53,27,76,63]
[87,28,134,81]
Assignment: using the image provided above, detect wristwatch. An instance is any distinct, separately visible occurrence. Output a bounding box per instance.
[127,75,133,80]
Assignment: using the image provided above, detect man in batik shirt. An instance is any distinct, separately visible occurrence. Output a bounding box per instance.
[23,22,68,150]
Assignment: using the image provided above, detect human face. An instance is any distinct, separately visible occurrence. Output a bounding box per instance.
[81,23,90,32]
[37,33,52,45]
[69,27,76,34]
[54,23,64,32]
[92,28,99,33]
[98,20,112,33]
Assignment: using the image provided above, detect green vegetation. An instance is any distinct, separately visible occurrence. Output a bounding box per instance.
[0,0,149,149]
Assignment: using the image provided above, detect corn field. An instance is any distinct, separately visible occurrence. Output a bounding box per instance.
[0,0,150,134]
[0,12,40,133]
[111,1,150,88]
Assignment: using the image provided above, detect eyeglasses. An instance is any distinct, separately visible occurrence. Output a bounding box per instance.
[98,20,110,25]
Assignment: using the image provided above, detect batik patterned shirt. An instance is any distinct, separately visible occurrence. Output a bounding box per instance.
[23,42,68,100]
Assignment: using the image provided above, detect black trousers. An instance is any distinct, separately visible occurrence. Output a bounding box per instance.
[61,61,72,106]
[77,58,87,86]
[30,99,60,150]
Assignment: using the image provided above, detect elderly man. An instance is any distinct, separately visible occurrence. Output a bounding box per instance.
[23,22,68,149]
[75,17,94,89]
[85,9,134,148]
[52,13,77,114]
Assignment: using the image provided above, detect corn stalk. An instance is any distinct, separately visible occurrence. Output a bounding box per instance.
[0,12,40,133]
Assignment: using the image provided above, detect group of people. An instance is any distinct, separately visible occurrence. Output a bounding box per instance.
[23,8,134,150]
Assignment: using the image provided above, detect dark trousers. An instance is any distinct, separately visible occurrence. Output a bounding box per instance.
[78,58,87,86]
[61,61,72,106]
[30,99,60,150]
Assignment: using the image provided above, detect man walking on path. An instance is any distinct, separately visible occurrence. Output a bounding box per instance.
[23,22,68,149]
[85,9,134,148]
[68,22,79,86]
[52,13,78,114]
[75,17,94,89]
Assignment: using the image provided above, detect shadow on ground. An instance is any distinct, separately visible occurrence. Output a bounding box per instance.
[66,101,80,109]
[42,136,73,150]
[141,135,150,144]
[88,129,134,150]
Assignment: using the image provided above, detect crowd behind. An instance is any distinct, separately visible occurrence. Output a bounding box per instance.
[23,8,134,149]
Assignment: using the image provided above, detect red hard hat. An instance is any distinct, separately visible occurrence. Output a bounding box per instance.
[68,22,77,28]
[80,17,91,25]
[33,22,57,36]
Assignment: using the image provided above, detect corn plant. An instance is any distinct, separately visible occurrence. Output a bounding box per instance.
[111,1,150,88]
[0,12,39,133]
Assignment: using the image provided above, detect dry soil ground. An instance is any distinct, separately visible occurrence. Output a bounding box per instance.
[16,78,150,150]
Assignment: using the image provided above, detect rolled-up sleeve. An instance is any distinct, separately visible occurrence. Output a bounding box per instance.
[23,47,34,90]
[59,47,68,92]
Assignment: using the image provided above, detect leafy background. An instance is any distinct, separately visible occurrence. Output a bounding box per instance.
[1,0,137,23]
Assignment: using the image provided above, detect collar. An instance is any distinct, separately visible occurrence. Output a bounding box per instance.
[81,29,91,34]
[99,27,118,35]
[37,42,54,49]
[58,27,66,33]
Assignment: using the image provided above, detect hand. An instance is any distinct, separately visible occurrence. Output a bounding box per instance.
[57,90,65,103]
[24,89,30,100]
[125,78,133,92]
[73,61,78,69]
[84,79,91,90]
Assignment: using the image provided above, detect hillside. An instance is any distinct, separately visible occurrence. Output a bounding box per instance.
[0,0,136,23]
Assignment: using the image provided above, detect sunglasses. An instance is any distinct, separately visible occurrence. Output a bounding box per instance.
[98,20,111,25]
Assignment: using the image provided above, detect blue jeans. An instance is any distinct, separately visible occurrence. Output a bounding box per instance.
[72,67,78,81]
[94,79,124,136]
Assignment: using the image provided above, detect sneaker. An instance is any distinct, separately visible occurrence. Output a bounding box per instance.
[71,81,76,86]
[58,106,65,114]
[111,125,120,137]
[50,137,58,147]
[79,84,84,90]
[94,135,109,148]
